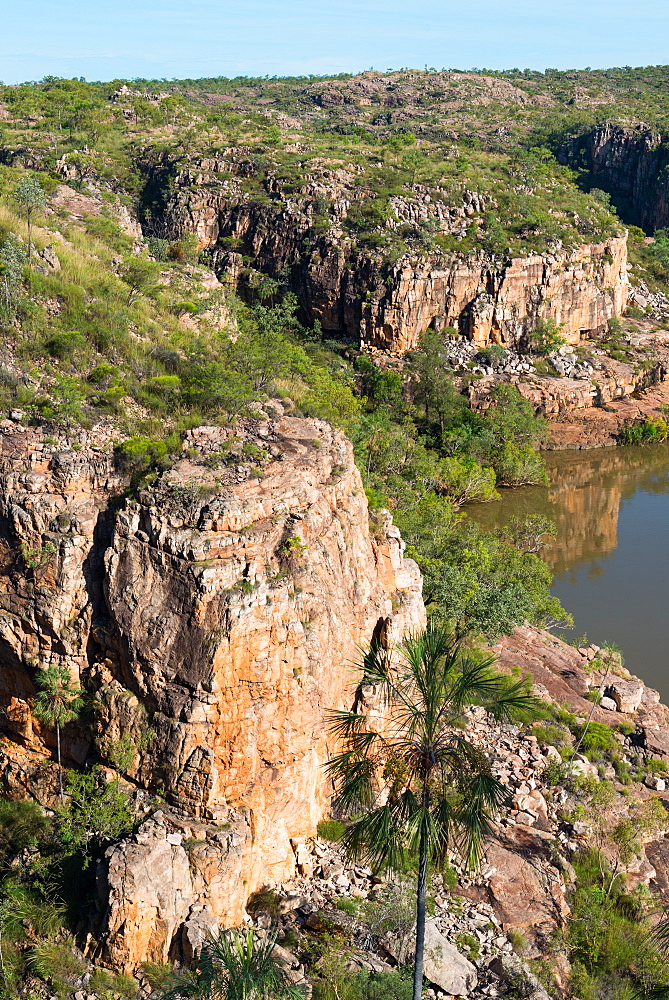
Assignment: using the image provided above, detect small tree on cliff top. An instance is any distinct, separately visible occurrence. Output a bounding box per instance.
[326,624,537,1000]
[12,174,46,268]
[32,664,84,802]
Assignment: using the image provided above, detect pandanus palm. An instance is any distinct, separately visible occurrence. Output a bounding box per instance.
[32,664,84,803]
[326,623,537,1000]
[159,927,304,1000]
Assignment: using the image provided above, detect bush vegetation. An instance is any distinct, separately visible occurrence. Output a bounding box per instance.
[0,63,668,999]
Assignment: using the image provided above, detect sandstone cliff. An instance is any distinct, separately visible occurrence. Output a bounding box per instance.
[558,124,669,233]
[0,411,423,969]
[144,155,628,351]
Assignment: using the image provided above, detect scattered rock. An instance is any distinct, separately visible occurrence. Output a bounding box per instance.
[608,681,644,713]
[423,919,478,995]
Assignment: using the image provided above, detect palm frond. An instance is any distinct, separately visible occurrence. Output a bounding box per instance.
[331,760,376,814]
[650,916,669,952]
[484,678,542,722]
[430,797,454,865]
[343,803,408,871]
[324,729,381,774]
[195,928,306,1000]
[154,967,210,1000]
[406,802,445,859]
[360,639,392,686]
[631,987,669,1000]
[325,709,369,741]
[456,771,508,870]
[447,655,500,711]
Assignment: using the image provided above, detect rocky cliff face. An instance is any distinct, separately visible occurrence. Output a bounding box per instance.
[558,124,669,233]
[0,411,423,970]
[145,155,628,351]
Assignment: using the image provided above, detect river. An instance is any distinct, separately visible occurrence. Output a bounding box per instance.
[468,445,669,700]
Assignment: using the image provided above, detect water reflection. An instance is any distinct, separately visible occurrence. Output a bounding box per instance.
[468,444,669,697]
[470,445,669,575]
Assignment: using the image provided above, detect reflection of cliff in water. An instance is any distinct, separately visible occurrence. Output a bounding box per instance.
[468,444,669,575]
[545,446,669,574]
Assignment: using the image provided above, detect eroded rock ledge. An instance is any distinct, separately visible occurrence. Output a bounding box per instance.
[148,155,628,351]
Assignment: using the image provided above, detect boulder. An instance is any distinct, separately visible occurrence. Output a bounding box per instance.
[600,696,618,711]
[490,953,552,1000]
[608,681,644,714]
[422,919,478,996]
[645,775,666,791]
[181,906,218,965]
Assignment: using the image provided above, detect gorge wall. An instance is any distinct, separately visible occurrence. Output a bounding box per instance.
[558,124,669,233]
[0,411,424,969]
[145,155,628,351]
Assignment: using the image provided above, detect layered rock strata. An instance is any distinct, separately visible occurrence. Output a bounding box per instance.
[558,124,669,233]
[145,156,628,351]
[0,412,423,969]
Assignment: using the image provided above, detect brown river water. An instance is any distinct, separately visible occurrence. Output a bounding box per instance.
[468,445,669,700]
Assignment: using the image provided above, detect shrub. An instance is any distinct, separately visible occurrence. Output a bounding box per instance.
[87,363,118,386]
[618,417,668,445]
[168,233,200,263]
[317,819,347,842]
[246,886,282,920]
[115,436,170,477]
[543,759,568,786]
[477,344,507,366]
[45,330,86,360]
[534,723,572,749]
[336,897,358,915]
[146,237,169,261]
[578,722,617,754]
[493,441,548,486]
[456,932,481,961]
[145,375,181,399]
[58,767,133,857]
[529,318,566,355]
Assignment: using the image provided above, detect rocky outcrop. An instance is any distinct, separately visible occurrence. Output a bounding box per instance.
[0,411,423,970]
[144,155,628,352]
[353,237,628,352]
[558,124,669,232]
[0,418,124,773]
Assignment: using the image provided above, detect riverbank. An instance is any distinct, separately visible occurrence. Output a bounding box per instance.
[547,379,669,449]
[468,443,669,700]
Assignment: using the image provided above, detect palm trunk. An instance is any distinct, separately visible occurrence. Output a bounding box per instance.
[56,723,63,802]
[412,804,429,1000]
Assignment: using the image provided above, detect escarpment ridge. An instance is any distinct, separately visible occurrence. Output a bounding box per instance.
[144,153,629,351]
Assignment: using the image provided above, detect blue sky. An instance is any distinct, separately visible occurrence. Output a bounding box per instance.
[2,0,668,84]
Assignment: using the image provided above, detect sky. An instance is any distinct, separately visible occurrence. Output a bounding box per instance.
[1,0,669,84]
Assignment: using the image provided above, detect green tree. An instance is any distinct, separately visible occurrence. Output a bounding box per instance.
[180,356,255,414]
[32,665,84,802]
[529,318,566,356]
[120,256,161,305]
[12,175,46,267]
[158,927,304,1000]
[483,383,548,449]
[409,332,468,439]
[425,520,572,639]
[326,625,536,1000]
[58,766,133,859]
[0,234,27,320]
